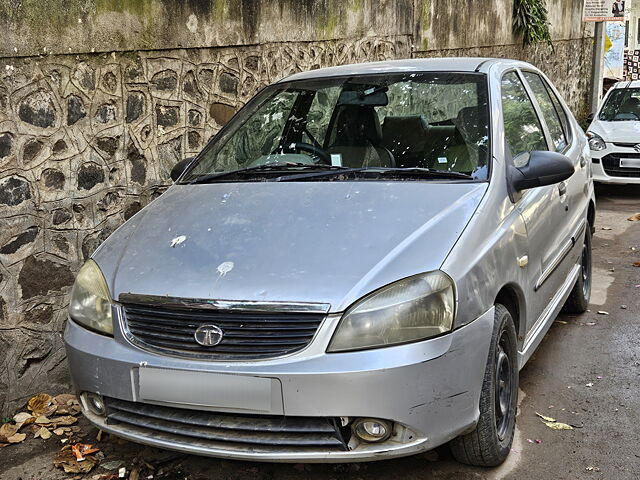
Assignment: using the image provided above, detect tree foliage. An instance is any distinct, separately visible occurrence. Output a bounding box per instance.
[513,0,553,48]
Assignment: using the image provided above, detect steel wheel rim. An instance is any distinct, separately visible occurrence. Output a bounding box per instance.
[495,334,513,440]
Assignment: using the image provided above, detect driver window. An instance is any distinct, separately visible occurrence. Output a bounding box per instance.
[215,91,297,170]
[304,87,341,148]
[501,72,548,168]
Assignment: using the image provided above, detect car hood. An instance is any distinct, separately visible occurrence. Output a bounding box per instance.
[94,181,487,313]
[589,118,640,143]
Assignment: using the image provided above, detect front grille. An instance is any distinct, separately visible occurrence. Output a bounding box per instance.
[601,153,640,178]
[122,303,324,359]
[105,398,349,452]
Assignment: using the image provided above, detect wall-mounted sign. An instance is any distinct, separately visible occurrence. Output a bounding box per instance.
[583,0,628,21]
[604,22,626,78]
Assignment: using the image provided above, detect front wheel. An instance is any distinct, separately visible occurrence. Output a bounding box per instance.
[562,222,592,314]
[450,303,518,467]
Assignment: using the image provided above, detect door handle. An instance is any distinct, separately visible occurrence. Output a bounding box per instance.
[558,182,567,196]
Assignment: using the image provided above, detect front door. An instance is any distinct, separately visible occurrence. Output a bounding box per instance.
[500,71,574,336]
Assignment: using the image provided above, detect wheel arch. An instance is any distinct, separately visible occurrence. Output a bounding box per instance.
[494,284,526,349]
[587,200,596,233]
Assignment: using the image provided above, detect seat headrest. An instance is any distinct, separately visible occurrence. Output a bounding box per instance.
[382,115,429,154]
[455,106,484,146]
[331,105,383,147]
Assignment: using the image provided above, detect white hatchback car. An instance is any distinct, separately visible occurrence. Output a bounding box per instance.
[587,80,640,184]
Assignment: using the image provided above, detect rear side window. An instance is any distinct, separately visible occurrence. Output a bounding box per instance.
[522,72,568,151]
[543,79,571,144]
[501,72,548,166]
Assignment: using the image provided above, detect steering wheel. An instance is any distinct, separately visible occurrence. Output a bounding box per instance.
[286,142,332,164]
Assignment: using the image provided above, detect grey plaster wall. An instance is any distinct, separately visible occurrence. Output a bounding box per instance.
[0,0,593,415]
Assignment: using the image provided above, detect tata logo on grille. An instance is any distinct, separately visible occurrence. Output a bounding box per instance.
[634,144,640,153]
[194,325,224,346]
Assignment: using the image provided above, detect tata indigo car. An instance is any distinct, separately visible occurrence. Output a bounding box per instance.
[587,80,640,184]
[65,58,595,466]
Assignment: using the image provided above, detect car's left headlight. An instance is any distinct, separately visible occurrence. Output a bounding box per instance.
[69,260,114,335]
[586,131,606,151]
[327,271,455,352]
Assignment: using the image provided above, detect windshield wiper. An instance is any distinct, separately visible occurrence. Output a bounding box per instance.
[374,167,474,180]
[275,166,475,182]
[185,163,349,184]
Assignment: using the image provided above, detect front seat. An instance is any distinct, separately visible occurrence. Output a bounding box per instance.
[328,105,394,168]
[433,106,484,174]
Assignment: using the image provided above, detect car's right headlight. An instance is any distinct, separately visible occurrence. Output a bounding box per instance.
[69,260,113,335]
[327,271,455,352]
[586,131,606,151]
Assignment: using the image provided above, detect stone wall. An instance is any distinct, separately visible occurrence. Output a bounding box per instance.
[0,0,593,415]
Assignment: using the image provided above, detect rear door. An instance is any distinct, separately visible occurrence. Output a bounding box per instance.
[500,71,572,336]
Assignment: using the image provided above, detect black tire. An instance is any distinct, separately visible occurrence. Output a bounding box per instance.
[450,304,518,467]
[562,223,592,314]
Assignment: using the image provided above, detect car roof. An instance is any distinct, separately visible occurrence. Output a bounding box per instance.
[277,57,529,83]
[610,80,640,89]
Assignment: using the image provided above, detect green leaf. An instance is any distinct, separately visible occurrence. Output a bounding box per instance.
[513,0,553,48]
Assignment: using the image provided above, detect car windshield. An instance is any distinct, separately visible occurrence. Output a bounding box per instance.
[599,87,640,121]
[181,72,490,182]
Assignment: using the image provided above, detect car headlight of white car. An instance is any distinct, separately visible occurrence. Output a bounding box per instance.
[328,271,455,352]
[586,131,606,151]
[69,260,114,335]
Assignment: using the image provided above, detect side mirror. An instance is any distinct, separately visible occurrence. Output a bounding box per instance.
[510,151,575,192]
[170,157,194,182]
[586,112,595,124]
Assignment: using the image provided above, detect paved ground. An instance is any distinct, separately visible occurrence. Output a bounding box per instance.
[2,184,639,480]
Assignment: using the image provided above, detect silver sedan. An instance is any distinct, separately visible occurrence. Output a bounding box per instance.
[65,58,595,466]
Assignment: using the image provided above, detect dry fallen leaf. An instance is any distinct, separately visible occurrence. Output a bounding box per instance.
[100,460,124,471]
[7,433,27,443]
[28,393,55,416]
[50,415,79,427]
[597,311,609,315]
[71,443,100,461]
[628,213,640,221]
[53,449,98,474]
[53,394,77,406]
[35,416,51,424]
[53,395,81,415]
[129,467,141,480]
[0,423,20,442]
[536,412,573,430]
[633,262,640,267]
[35,426,52,440]
[542,421,574,430]
[13,412,34,425]
[535,412,556,422]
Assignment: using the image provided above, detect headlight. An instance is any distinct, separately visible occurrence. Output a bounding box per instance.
[69,260,113,335]
[327,271,455,352]
[586,131,606,151]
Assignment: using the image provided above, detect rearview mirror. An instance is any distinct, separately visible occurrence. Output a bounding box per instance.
[170,157,195,182]
[510,151,574,192]
[338,89,389,106]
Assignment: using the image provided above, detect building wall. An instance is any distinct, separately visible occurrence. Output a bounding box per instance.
[0,0,593,415]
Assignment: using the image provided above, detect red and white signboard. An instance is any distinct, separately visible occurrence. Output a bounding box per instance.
[583,0,628,21]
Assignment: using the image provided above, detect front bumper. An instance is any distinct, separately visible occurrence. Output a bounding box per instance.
[64,307,494,462]
[591,144,640,184]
